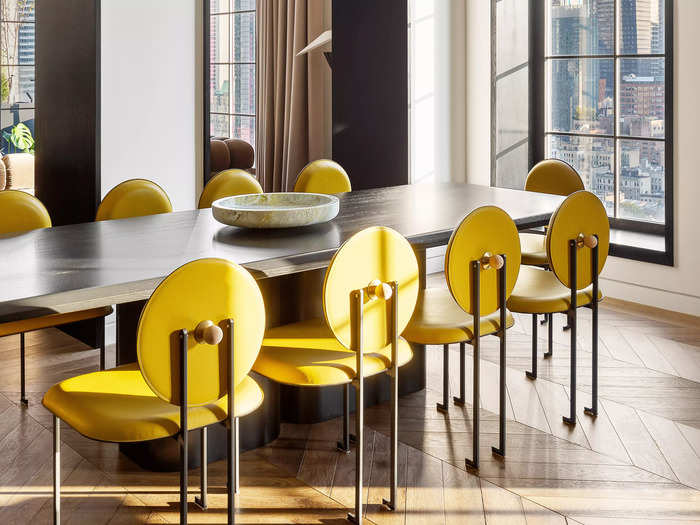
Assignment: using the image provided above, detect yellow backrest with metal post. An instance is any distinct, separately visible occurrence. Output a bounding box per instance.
[508,190,608,426]
[402,206,521,469]
[254,226,418,522]
[96,179,173,221]
[293,159,351,194]
[520,159,585,267]
[198,168,263,209]
[0,190,113,405]
[42,258,266,524]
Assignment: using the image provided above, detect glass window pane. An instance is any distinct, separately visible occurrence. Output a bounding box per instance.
[211,113,230,139]
[547,57,614,135]
[1,109,34,154]
[618,139,665,222]
[211,14,230,63]
[619,0,665,54]
[547,134,615,215]
[497,0,528,75]
[1,1,36,22]
[211,64,230,113]
[619,57,664,138]
[234,0,255,11]
[210,0,230,14]
[232,64,255,115]
[232,115,255,154]
[495,142,529,190]
[233,12,255,63]
[548,0,614,56]
[496,66,528,152]
[1,65,34,107]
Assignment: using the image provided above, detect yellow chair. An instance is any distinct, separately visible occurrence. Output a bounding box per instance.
[198,169,263,209]
[403,206,521,469]
[96,179,173,221]
[521,159,584,267]
[507,191,608,425]
[293,159,351,194]
[43,258,266,524]
[0,190,112,405]
[521,159,585,358]
[254,226,418,522]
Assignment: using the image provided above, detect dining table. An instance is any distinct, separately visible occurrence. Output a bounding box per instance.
[0,183,565,470]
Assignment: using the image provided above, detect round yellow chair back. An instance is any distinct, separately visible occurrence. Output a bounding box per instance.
[136,258,265,407]
[198,169,263,209]
[525,159,585,196]
[546,191,609,290]
[0,190,51,234]
[323,226,419,351]
[294,159,351,194]
[96,179,173,221]
[445,206,521,316]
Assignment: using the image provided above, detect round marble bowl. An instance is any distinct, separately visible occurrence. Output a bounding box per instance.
[212,192,340,229]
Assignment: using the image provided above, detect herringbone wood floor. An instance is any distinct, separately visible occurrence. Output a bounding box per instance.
[1,281,699,524]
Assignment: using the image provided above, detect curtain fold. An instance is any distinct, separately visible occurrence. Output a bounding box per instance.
[257,0,326,192]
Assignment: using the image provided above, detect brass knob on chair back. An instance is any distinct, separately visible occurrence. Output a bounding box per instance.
[576,233,598,249]
[194,320,224,345]
[365,279,393,301]
[480,252,504,271]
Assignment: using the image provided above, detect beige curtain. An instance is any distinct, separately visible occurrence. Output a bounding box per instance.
[256,0,329,192]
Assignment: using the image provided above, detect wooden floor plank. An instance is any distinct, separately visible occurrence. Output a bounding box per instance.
[601,398,678,481]
[638,410,700,490]
[404,445,444,525]
[480,478,527,525]
[442,460,485,525]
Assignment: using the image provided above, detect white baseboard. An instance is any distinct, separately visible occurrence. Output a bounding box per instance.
[600,278,700,317]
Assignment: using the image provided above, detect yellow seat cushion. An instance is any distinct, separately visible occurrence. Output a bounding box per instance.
[507,266,603,314]
[519,232,548,267]
[402,288,514,345]
[0,306,114,337]
[254,318,413,387]
[42,363,263,443]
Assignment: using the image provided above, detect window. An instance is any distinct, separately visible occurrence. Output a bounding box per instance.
[492,0,672,263]
[209,0,256,153]
[1,0,35,155]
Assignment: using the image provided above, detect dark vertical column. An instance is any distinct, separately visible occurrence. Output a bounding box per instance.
[35,0,101,225]
[529,0,545,168]
[332,0,408,189]
[35,0,102,346]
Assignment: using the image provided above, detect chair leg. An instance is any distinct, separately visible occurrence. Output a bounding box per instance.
[98,318,105,371]
[584,297,599,417]
[337,383,351,453]
[492,325,506,458]
[453,342,466,406]
[544,313,554,358]
[53,415,60,525]
[348,374,364,522]
[563,307,577,426]
[20,333,28,405]
[539,313,548,326]
[465,334,480,469]
[234,417,240,494]
[382,343,399,511]
[437,344,449,413]
[526,315,537,379]
[194,427,208,510]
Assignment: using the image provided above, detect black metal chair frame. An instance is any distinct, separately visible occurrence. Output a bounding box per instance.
[52,319,240,525]
[524,236,600,425]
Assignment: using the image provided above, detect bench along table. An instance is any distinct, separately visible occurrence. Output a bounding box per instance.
[0,183,564,470]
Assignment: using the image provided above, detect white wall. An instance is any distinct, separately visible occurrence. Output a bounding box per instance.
[465,0,700,316]
[101,0,199,211]
[409,0,467,184]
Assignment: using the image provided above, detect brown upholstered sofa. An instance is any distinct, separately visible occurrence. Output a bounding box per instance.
[0,153,34,193]
[210,138,255,176]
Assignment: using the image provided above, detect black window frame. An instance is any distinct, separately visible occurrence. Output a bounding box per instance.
[492,0,674,266]
[203,0,257,184]
[0,0,36,154]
